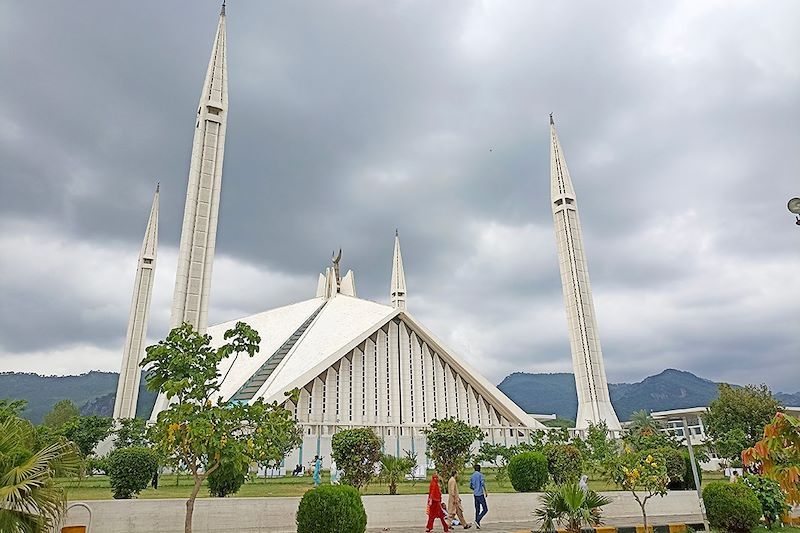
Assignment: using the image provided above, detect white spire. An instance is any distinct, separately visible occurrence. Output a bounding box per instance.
[390,230,407,309]
[114,185,159,420]
[549,115,620,432]
[152,7,228,422]
[169,6,228,333]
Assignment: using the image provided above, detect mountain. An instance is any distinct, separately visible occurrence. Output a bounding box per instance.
[0,371,157,423]
[498,368,796,422]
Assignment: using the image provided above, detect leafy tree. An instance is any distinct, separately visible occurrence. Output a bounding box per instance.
[741,475,789,529]
[114,417,149,448]
[585,421,618,470]
[606,449,669,529]
[534,482,612,533]
[706,383,781,461]
[476,442,514,485]
[0,399,27,422]
[547,427,571,446]
[207,459,248,497]
[546,444,584,485]
[743,411,800,504]
[377,453,416,495]
[142,322,302,533]
[0,415,81,532]
[423,418,483,479]
[42,399,79,429]
[59,415,113,458]
[331,428,382,490]
[107,446,159,499]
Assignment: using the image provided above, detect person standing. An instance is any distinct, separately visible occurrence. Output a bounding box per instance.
[330,459,340,485]
[313,455,322,487]
[469,464,488,529]
[426,472,450,532]
[448,471,472,529]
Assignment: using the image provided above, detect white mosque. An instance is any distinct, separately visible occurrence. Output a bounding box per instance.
[113,3,620,467]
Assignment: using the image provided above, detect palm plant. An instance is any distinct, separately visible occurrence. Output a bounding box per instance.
[628,410,662,436]
[534,482,612,533]
[0,416,81,533]
[377,453,416,495]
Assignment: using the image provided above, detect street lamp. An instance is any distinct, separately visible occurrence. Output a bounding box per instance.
[788,198,800,225]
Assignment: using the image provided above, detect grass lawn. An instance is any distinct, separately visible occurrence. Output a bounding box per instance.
[62,468,727,501]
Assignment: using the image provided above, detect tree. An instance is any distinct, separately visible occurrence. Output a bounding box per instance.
[546,444,584,485]
[59,415,113,458]
[741,475,789,529]
[42,399,79,429]
[0,399,27,422]
[534,482,612,533]
[0,415,81,532]
[585,421,618,470]
[606,449,669,529]
[706,383,781,462]
[423,418,483,480]
[114,417,149,448]
[476,442,515,484]
[628,410,662,435]
[377,453,416,495]
[107,447,159,499]
[742,411,800,505]
[330,428,382,490]
[142,322,302,533]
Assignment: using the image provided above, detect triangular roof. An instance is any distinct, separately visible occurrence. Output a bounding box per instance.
[208,294,544,429]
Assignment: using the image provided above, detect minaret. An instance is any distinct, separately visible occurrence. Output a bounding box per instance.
[390,230,407,309]
[170,2,228,333]
[151,4,228,421]
[549,115,621,432]
[113,185,159,420]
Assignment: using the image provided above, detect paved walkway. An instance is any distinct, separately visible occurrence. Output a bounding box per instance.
[368,514,704,533]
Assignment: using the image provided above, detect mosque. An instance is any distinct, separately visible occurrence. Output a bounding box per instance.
[112,4,620,468]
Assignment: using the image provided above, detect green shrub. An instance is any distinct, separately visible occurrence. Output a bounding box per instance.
[680,451,702,490]
[208,460,247,497]
[546,444,583,485]
[107,446,159,499]
[702,481,762,533]
[507,451,548,492]
[651,448,684,489]
[296,484,367,533]
[742,475,789,528]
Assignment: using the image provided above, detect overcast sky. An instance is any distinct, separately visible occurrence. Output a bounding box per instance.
[1,1,798,393]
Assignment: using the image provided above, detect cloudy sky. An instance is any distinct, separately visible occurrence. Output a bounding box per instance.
[1,1,798,393]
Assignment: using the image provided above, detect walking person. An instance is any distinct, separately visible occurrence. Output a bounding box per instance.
[330,459,340,485]
[447,471,472,529]
[469,464,488,529]
[313,455,322,487]
[425,472,450,532]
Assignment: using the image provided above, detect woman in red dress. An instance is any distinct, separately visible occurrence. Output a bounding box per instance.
[426,472,450,532]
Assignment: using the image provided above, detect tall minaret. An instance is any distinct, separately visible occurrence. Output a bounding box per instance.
[151,4,228,420]
[549,115,621,432]
[390,230,407,309]
[113,185,159,420]
[170,2,228,333]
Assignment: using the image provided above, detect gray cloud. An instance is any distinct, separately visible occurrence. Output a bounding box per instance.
[1,1,798,392]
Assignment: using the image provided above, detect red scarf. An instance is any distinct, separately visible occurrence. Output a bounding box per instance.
[428,474,442,503]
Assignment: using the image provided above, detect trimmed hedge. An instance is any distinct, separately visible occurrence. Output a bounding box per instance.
[208,460,247,497]
[107,446,159,499]
[507,451,548,492]
[545,444,583,485]
[296,484,367,533]
[702,481,762,533]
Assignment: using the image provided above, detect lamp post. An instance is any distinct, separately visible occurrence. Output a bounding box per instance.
[788,198,800,225]
[682,416,709,531]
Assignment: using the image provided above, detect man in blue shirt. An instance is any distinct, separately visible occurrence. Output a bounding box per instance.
[469,464,488,529]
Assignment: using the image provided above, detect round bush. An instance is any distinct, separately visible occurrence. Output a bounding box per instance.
[107,446,159,499]
[702,481,762,533]
[545,444,583,484]
[296,484,367,533]
[208,460,247,497]
[507,451,548,492]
